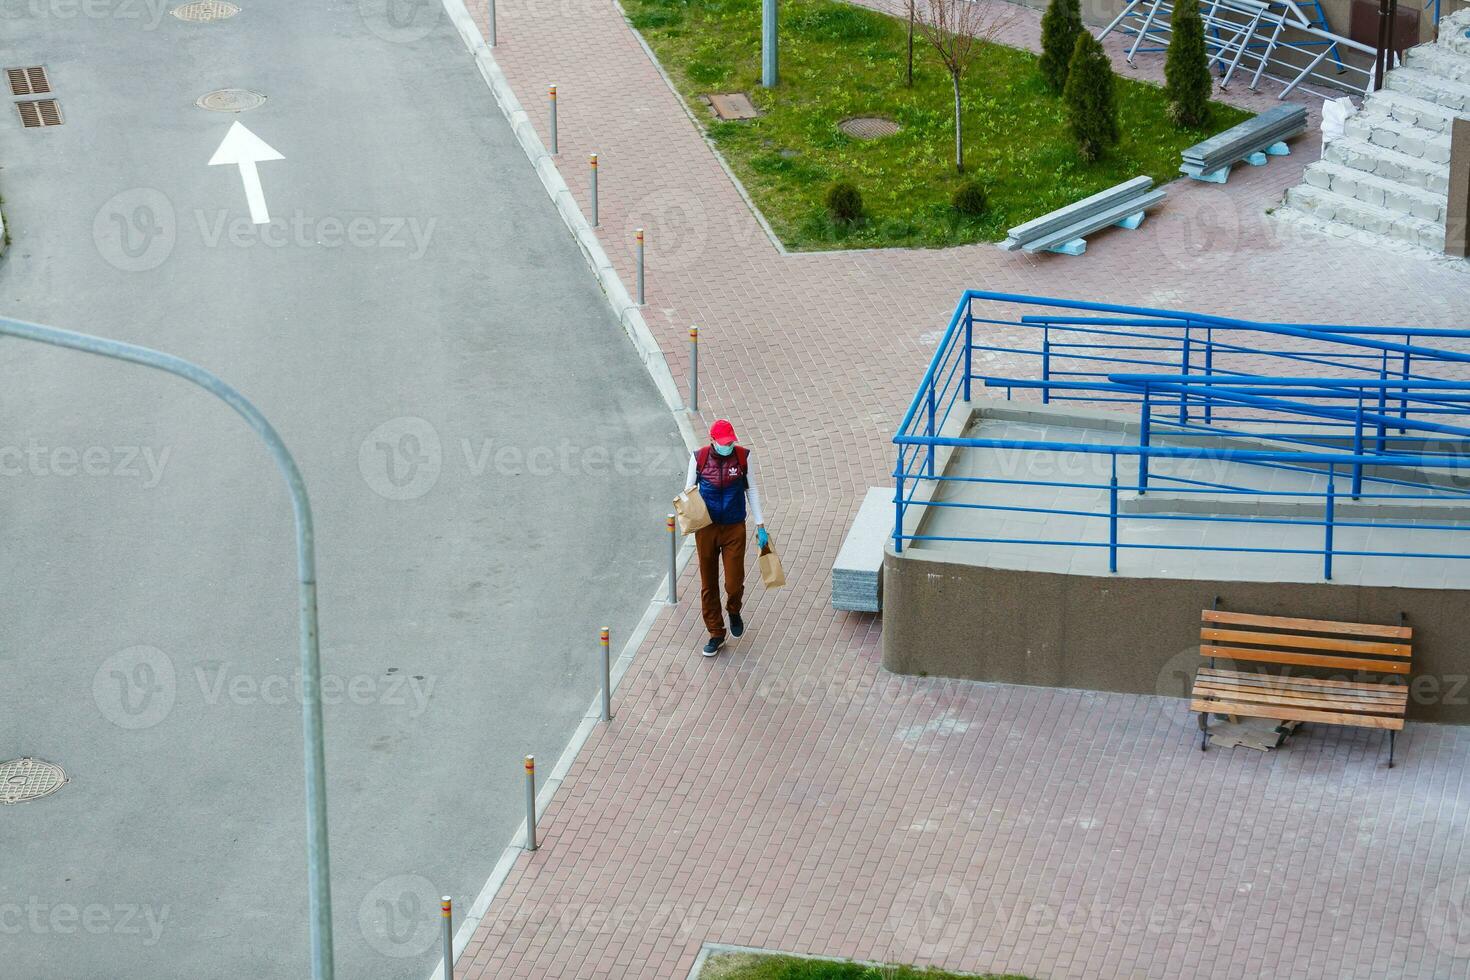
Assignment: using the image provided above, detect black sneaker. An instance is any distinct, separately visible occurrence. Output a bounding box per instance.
[702,636,724,657]
[729,614,744,638]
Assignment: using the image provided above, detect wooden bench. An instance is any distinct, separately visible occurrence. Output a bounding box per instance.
[1190,604,1413,767]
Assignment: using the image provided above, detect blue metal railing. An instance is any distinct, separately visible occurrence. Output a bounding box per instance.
[893,292,1470,580]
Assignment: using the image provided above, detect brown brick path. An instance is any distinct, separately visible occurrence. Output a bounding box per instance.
[451,0,1470,975]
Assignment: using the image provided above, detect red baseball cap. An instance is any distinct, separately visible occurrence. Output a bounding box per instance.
[709,419,737,445]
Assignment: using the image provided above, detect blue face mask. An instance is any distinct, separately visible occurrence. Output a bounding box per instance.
[713,442,735,457]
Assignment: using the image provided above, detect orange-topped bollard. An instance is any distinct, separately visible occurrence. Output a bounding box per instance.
[635,227,645,306]
[441,896,454,980]
[524,755,537,851]
[600,627,612,722]
[667,514,678,604]
[589,153,599,227]
[689,325,700,412]
[548,84,558,155]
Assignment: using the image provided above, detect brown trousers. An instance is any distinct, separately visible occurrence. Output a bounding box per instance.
[694,521,746,638]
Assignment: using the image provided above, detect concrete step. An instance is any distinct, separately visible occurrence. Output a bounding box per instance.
[1300,160,1447,224]
[1403,42,1470,85]
[1344,109,1452,165]
[1366,88,1463,134]
[1322,134,1451,194]
[1385,66,1470,113]
[1438,9,1470,59]
[1323,135,1450,194]
[1284,184,1446,252]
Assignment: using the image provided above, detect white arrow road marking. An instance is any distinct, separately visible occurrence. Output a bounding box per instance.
[208,121,284,225]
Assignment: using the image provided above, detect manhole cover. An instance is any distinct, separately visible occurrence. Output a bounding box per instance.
[706,92,759,121]
[0,758,67,804]
[195,88,265,112]
[172,1,240,20]
[839,116,900,139]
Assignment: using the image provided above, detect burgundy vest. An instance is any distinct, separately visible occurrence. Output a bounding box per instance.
[695,445,750,524]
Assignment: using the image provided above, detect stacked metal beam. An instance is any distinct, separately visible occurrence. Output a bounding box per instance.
[999,176,1164,254]
[1180,104,1308,179]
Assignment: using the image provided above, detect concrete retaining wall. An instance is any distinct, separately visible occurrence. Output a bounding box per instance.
[882,548,1470,724]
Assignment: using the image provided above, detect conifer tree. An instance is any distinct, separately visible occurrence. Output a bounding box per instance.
[1064,31,1120,162]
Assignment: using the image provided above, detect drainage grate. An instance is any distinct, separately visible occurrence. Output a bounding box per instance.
[171,1,240,21]
[195,88,265,112]
[7,66,50,96]
[0,758,68,804]
[17,99,63,128]
[839,116,900,140]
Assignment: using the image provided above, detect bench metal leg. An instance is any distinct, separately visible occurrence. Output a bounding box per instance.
[1388,730,1396,769]
[1199,710,1209,752]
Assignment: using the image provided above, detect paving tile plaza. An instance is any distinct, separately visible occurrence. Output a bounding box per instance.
[451,0,1470,976]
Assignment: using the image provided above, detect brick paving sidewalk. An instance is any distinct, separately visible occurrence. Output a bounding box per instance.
[452,0,1470,975]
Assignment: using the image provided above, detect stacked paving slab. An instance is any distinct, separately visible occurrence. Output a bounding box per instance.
[831,488,890,613]
[1279,8,1470,253]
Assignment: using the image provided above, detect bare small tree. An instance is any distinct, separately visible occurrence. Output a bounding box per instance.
[913,0,1016,173]
[905,0,916,86]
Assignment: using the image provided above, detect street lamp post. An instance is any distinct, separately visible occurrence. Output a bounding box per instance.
[762,0,778,87]
[0,315,335,980]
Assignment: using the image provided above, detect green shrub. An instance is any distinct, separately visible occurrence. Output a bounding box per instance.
[825,181,865,223]
[1165,0,1213,127]
[951,181,988,217]
[1039,0,1083,93]
[1063,31,1120,162]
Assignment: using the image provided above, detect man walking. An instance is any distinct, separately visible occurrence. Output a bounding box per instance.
[687,419,767,656]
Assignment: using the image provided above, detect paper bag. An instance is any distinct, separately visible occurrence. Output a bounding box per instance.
[758,540,786,589]
[673,485,711,535]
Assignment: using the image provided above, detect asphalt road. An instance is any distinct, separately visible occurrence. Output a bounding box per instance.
[0,1,684,977]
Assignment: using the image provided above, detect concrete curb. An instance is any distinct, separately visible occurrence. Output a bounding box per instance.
[613,0,789,257]
[683,942,999,978]
[429,4,702,978]
[427,540,694,980]
[440,0,697,441]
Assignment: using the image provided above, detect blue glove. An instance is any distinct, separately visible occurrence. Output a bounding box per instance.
[756,527,770,549]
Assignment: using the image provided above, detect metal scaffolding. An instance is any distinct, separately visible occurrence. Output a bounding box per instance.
[1098,0,1378,99]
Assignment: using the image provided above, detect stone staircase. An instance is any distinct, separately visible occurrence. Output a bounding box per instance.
[1277,8,1470,255]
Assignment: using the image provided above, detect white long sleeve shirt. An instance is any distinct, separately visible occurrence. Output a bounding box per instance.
[687,450,764,525]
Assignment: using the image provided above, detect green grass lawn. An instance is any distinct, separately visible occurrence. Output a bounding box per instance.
[624,0,1253,249]
[698,951,1032,979]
